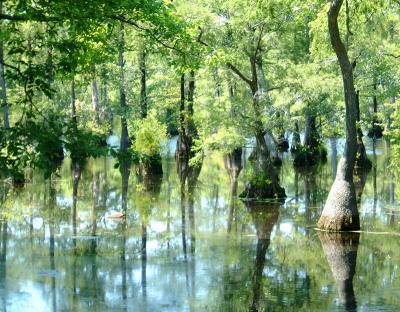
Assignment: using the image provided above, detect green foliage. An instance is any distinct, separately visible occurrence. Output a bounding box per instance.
[203,126,245,155]
[133,112,168,157]
[64,124,108,163]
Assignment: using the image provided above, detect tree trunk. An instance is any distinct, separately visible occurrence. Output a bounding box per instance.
[0,13,9,130]
[354,90,371,170]
[368,81,383,138]
[230,56,285,199]
[139,49,147,119]
[318,0,359,231]
[91,66,100,128]
[291,120,301,153]
[71,79,77,127]
[186,70,196,143]
[319,232,359,311]
[119,23,129,152]
[176,73,189,162]
[256,57,268,93]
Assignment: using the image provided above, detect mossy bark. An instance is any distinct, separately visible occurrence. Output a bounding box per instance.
[293,110,326,168]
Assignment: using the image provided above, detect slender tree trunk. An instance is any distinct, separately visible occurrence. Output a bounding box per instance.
[318,0,359,231]
[91,66,100,128]
[71,78,77,127]
[0,3,9,130]
[176,73,188,161]
[139,49,147,119]
[187,70,196,142]
[291,120,301,153]
[368,81,383,138]
[355,90,371,170]
[119,23,129,152]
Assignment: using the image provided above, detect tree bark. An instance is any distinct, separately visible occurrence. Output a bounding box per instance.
[0,2,9,130]
[139,48,147,119]
[91,66,100,128]
[367,81,383,138]
[119,23,129,152]
[176,73,189,162]
[318,0,359,231]
[354,90,371,170]
[186,70,196,143]
[71,78,77,127]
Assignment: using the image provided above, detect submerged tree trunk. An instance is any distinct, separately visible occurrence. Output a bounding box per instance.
[318,0,359,231]
[119,23,129,152]
[0,1,9,130]
[319,232,359,311]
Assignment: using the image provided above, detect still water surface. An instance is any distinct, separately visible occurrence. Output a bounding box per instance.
[0,138,399,311]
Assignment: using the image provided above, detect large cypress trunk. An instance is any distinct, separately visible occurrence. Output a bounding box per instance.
[318,0,359,231]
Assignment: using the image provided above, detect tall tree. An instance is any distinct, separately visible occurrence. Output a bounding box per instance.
[318,0,359,231]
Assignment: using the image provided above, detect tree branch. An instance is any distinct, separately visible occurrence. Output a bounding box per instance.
[227,62,252,87]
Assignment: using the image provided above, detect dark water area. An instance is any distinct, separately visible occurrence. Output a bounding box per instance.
[0,137,399,311]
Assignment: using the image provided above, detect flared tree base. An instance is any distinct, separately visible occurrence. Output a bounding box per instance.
[240,172,286,200]
[318,177,360,231]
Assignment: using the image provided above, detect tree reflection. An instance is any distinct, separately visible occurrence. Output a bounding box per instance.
[319,233,359,312]
[224,148,242,234]
[246,202,280,312]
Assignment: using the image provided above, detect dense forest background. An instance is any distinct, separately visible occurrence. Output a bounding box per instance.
[0,0,399,192]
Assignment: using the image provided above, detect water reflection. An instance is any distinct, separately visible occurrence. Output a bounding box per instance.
[319,233,359,312]
[247,202,280,312]
[0,138,399,311]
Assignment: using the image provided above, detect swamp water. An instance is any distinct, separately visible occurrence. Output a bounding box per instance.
[0,138,399,311]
